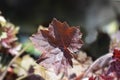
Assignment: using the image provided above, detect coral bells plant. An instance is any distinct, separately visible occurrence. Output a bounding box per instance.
[30,18,83,75]
[1,14,120,80]
[30,19,120,80]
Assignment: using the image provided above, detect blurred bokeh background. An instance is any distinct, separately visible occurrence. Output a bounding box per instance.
[0,0,120,59]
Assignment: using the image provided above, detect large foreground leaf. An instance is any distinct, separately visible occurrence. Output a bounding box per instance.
[30,18,83,75]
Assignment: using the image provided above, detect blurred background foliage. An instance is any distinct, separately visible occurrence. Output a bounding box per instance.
[0,0,120,59]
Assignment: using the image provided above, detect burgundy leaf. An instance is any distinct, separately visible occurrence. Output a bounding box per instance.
[30,18,83,75]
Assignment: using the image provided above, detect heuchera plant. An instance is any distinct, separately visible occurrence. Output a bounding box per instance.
[1,15,120,80]
[30,18,83,75]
